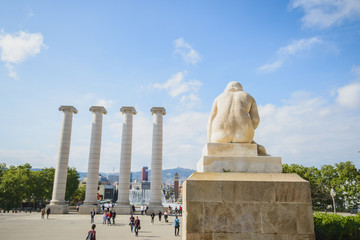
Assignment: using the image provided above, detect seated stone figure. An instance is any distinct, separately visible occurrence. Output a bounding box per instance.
[208,81,267,155]
[208,81,259,143]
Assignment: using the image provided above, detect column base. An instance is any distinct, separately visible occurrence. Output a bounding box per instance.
[46,203,69,214]
[147,202,165,214]
[79,204,100,214]
[113,204,132,215]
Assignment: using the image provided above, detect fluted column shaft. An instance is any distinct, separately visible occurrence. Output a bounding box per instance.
[149,107,166,207]
[50,106,77,205]
[84,106,107,205]
[117,107,137,206]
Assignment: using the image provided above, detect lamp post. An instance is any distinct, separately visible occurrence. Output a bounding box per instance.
[330,188,336,214]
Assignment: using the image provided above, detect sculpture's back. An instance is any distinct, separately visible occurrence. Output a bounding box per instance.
[209,83,259,143]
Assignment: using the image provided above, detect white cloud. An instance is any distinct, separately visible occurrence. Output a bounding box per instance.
[256,88,360,167]
[291,0,360,28]
[5,63,17,79]
[181,93,200,103]
[258,37,322,73]
[278,37,322,55]
[163,111,208,169]
[153,72,202,98]
[336,82,360,109]
[97,99,114,109]
[174,38,201,65]
[0,30,46,79]
[0,149,55,168]
[258,60,283,72]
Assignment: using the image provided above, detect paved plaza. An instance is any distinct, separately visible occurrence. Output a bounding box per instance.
[0,212,182,240]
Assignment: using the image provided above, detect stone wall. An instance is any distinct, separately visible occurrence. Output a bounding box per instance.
[183,172,315,240]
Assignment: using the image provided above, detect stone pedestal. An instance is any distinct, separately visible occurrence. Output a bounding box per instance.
[78,204,101,215]
[183,172,315,240]
[45,204,69,214]
[113,205,132,215]
[197,143,282,173]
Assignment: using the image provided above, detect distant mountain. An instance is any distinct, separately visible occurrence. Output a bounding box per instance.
[78,167,195,185]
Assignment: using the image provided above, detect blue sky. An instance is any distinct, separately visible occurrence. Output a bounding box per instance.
[0,0,359,172]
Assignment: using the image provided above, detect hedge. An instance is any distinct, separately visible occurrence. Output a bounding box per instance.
[314,212,360,240]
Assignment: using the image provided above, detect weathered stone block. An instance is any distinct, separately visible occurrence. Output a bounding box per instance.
[261,203,298,234]
[275,182,311,203]
[202,143,258,157]
[182,172,315,240]
[186,180,222,202]
[197,155,282,173]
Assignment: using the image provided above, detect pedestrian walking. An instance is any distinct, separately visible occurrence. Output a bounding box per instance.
[90,209,95,223]
[106,211,111,225]
[111,210,116,225]
[145,205,148,215]
[40,208,45,219]
[102,212,107,224]
[129,215,135,232]
[158,210,162,221]
[150,211,155,224]
[175,207,178,215]
[174,216,180,236]
[134,216,141,236]
[140,205,144,215]
[131,205,135,214]
[164,210,168,222]
[179,206,182,216]
[46,207,51,219]
[86,224,96,240]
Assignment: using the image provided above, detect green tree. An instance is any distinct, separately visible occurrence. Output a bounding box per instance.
[0,163,6,178]
[32,168,55,205]
[65,167,80,202]
[0,163,80,210]
[283,162,360,211]
[0,163,33,210]
[333,162,360,210]
[72,184,86,204]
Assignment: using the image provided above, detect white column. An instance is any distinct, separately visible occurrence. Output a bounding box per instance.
[149,107,166,212]
[48,105,77,214]
[114,106,136,214]
[79,106,107,214]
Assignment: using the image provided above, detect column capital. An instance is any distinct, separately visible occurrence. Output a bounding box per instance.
[151,107,166,115]
[120,106,137,115]
[89,106,107,114]
[58,105,78,114]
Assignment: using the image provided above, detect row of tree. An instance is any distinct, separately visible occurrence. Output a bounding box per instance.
[0,163,82,211]
[283,161,360,211]
[1,161,359,211]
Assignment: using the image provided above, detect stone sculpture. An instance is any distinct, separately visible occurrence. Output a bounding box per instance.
[208,81,259,143]
[185,81,315,239]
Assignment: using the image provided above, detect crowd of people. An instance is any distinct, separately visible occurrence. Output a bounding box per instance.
[101,209,116,225]
[85,205,182,238]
